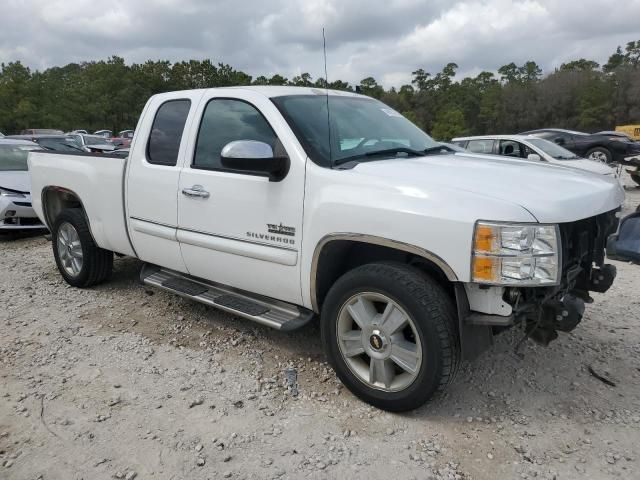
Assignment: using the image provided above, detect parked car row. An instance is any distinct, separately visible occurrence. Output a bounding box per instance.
[451,127,640,185]
[0,132,132,234]
[521,128,640,165]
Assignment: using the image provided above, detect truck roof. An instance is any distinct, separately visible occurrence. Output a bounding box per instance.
[151,85,365,100]
[453,134,539,142]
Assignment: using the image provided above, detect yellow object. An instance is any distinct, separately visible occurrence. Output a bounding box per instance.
[473,256,498,282]
[474,224,498,253]
[615,125,640,141]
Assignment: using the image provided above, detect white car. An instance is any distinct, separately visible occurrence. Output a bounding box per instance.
[28,87,624,411]
[0,139,47,231]
[452,134,617,177]
[65,133,116,152]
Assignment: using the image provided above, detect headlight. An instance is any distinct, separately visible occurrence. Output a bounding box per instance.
[472,222,561,286]
[0,188,25,198]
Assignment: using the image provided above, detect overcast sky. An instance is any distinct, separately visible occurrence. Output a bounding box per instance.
[1,0,639,87]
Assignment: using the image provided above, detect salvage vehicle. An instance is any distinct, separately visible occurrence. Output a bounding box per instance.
[452,135,617,177]
[0,139,47,231]
[94,129,113,138]
[65,133,116,152]
[6,134,85,153]
[28,87,625,411]
[521,128,640,165]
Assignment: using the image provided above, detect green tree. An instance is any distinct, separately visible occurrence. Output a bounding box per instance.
[431,108,466,140]
[291,72,313,86]
[560,59,600,72]
[358,77,384,98]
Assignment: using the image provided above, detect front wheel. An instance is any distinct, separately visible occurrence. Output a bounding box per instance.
[52,208,113,287]
[321,263,460,412]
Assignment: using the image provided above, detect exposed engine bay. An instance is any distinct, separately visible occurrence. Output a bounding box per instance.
[505,209,620,346]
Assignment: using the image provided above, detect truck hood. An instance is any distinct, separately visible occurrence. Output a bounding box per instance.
[0,171,30,193]
[554,158,616,176]
[353,154,625,223]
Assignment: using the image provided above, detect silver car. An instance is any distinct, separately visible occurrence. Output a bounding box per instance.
[451,134,618,177]
[0,139,47,231]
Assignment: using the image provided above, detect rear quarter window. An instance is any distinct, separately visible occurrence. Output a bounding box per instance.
[147,99,191,166]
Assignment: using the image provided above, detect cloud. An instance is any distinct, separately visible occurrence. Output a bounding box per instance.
[1,0,639,87]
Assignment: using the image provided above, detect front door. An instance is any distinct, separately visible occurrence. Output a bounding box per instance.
[176,90,305,304]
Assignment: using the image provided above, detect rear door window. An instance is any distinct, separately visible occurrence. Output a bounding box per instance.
[147,99,191,166]
[466,139,494,154]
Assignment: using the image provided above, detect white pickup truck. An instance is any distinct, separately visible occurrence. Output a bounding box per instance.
[28,86,625,411]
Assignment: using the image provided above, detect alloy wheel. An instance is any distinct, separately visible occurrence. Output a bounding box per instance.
[588,151,609,164]
[336,292,422,392]
[57,221,83,277]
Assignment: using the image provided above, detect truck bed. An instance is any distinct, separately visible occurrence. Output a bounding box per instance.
[28,151,136,256]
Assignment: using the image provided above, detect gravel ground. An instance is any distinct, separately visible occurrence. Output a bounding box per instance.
[1,173,639,480]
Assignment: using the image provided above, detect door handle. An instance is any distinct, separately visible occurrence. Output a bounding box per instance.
[181,185,210,199]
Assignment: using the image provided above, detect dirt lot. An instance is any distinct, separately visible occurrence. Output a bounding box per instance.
[1,174,639,480]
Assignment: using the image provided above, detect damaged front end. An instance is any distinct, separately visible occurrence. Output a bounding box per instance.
[458,209,620,359]
[514,210,619,345]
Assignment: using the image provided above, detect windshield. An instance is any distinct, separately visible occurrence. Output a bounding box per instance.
[527,138,580,160]
[272,95,440,167]
[37,138,83,152]
[0,144,42,171]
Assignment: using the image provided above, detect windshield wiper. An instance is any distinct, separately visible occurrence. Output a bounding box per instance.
[334,147,425,166]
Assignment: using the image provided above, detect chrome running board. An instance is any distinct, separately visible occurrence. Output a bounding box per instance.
[140,264,314,331]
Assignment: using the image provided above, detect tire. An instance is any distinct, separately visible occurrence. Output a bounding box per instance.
[52,208,113,287]
[321,262,460,412]
[586,147,612,164]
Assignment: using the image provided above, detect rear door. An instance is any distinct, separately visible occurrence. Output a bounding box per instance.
[176,90,306,304]
[126,92,203,272]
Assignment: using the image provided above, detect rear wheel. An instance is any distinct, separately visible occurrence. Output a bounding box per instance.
[586,147,612,164]
[52,209,113,287]
[321,262,460,411]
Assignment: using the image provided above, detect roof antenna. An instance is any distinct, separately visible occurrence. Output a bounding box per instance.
[323,28,333,166]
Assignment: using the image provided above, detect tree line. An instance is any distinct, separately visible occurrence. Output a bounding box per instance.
[0,40,639,140]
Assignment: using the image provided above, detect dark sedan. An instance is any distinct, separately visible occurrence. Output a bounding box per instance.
[6,134,85,152]
[521,128,640,165]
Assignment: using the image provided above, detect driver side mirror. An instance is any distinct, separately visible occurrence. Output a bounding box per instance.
[220,140,289,182]
[527,153,542,161]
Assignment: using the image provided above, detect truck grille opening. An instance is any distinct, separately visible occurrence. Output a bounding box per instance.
[559,209,619,283]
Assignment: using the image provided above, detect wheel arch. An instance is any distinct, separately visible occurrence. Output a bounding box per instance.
[310,233,458,313]
[41,187,95,241]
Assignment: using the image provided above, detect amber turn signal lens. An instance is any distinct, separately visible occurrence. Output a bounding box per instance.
[474,224,497,253]
[473,256,498,282]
